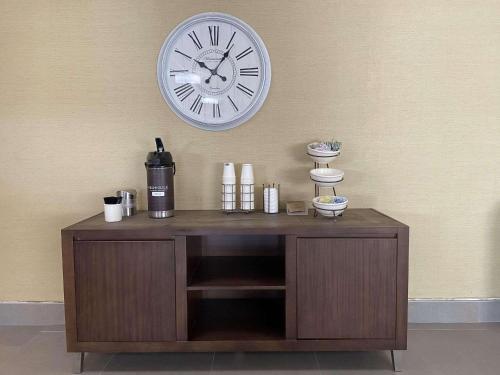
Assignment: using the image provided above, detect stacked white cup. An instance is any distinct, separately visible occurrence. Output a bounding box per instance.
[240,164,255,210]
[222,163,236,210]
[264,186,279,213]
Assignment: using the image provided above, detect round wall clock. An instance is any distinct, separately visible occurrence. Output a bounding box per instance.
[157,13,271,131]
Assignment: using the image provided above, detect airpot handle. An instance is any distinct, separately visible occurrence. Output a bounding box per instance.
[155,138,165,153]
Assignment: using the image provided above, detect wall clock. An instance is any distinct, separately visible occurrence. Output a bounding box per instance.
[157,13,271,131]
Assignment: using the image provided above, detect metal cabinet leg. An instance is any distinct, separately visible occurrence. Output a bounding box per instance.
[72,352,84,374]
[391,350,402,372]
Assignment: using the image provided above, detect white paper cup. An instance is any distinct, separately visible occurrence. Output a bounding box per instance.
[104,204,122,222]
[240,164,254,184]
[222,183,236,210]
[223,162,236,184]
[240,184,255,210]
[223,176,236,185]
[240,164,255,210]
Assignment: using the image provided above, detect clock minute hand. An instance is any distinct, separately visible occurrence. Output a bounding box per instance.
[213,45,233,72]
[205,46,233,83]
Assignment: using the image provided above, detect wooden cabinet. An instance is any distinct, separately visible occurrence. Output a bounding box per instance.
[62,209,408,370]
[297,238,397,339]
[73,241,176,342]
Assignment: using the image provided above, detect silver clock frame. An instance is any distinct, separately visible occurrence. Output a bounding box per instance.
[157,12,272,131]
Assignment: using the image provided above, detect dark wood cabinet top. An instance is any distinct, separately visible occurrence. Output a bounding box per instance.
[63,209,408,237]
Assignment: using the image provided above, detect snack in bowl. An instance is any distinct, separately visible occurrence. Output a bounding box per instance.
[318,196,347,204]
[309,140,342,152]
[306,140,342,163]
[312,195,348,217]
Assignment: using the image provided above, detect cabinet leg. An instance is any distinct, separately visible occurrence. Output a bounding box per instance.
[391,350,402,372]
[72,352,84,374]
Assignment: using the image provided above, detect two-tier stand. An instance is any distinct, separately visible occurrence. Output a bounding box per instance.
[308,152,346,217]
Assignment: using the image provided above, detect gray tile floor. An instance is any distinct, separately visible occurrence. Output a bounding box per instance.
[1,324,499,374]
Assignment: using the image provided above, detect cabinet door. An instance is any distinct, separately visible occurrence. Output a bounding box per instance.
[74,241,176,342]
[297,238,397,339]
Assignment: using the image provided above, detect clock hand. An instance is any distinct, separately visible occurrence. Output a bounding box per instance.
[194,59,211,71]
[213,45,233,71]
[194,58,227,83]
[205,73,227,84]
[205,46,232,83]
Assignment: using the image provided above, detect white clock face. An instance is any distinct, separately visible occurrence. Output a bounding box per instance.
[157,13,271,131]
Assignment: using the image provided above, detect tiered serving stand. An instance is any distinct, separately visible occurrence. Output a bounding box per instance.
[307,145,347,217]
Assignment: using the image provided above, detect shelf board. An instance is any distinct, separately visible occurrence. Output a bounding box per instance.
[189,298,285,341]
[187,256,285,291]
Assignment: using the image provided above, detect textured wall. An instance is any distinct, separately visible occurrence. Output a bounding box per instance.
[0,0,499,301]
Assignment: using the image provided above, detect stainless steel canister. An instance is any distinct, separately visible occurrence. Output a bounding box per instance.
[116,189,137,217]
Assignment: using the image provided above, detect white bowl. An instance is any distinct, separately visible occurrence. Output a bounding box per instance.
[307,148,340,157]
[310,168,344,186]
[312,196,348,217]
[312,195,348,209]
[310,168,344,180]
[307,154,339,164]
[307,143,340,162]
[307,143,341,155]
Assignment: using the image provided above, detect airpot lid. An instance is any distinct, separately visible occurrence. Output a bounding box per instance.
[145,138,174,167]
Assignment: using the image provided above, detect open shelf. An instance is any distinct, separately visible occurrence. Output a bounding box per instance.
[187,256,285,291]
[185,235,286,341]
[189,297,285,341]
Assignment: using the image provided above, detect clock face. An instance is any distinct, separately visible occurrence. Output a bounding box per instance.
[157,13,271,131]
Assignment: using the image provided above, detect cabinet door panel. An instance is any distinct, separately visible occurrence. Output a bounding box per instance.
[297,238,397,339]
[75,241,176,342]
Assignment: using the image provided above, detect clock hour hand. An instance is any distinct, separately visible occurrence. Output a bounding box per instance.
[195,59,227,83]
[194,59,211,71]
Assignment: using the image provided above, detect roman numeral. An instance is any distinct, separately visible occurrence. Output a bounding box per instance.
[226,31,236,49]
[169,69,188,77]
[174,49,192,60]
[190,94,204,114]
[235,47,253,60]
[236,83,254,97]
[174,83,194,102]
[239,67,259,77]
[212,103,221,118]
[228,95,238,112]
[188,30,203,50]
[209,26,219,46]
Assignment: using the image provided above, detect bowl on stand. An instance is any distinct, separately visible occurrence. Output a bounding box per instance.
[309,168,344,187]
[307,143,340,164]
[312,196,348,217]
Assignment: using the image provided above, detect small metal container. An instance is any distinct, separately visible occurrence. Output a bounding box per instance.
[116,189,137,217]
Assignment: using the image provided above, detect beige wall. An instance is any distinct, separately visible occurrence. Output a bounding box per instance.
[1,0,499,301]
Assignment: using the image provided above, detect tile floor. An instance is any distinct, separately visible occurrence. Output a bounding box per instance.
[0,324,499,374]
